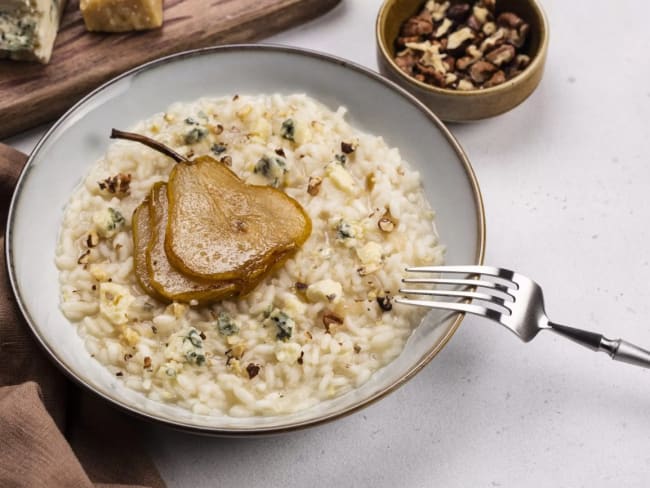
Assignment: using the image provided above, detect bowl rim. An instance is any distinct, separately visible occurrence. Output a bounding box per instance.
[6,43,486,436]
[375,0,550,97]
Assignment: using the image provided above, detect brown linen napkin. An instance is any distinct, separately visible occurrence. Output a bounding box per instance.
[0,144,166,488]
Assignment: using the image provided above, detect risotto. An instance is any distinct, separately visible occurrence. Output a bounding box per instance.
[55,94,445,417]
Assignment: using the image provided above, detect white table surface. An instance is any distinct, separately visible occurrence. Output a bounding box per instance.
[5,1,650,486]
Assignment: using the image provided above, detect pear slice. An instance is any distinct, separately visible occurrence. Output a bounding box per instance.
[165,156,312,281]
[146,182,239,304]
[132,198,167,302]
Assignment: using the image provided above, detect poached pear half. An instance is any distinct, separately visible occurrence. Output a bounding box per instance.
[117,128,312,305]
[145,182,239,304]
[132,198,166,302]
[165,156,312,282]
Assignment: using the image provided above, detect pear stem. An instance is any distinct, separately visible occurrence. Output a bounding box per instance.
[110,129,190,164]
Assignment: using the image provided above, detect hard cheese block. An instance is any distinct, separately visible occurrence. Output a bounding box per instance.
[0,0,68,63]
[80,0,163,32]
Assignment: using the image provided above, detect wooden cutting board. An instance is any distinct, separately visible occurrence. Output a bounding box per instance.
[0,0,340,140]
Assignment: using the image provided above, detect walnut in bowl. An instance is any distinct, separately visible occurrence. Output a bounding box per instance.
[376,0,549,122]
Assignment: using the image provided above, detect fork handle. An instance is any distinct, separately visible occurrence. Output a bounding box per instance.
[601,339,650,368]
[550,323,650,369]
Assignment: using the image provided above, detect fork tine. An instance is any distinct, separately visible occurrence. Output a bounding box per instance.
[398,288,502,303]
[395,297,504,320]
[404,265,511,278]
[401,277,509,291]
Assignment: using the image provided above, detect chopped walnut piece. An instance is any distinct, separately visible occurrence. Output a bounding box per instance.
[322,310,344,334]
[396,35,420,49]
[480,28,507,53]
[98,173,131,196]
[86,231,99,248]
[469,60,497,84]
[77,249,91,265]
[416,61,445,86]
[447,27,475,52]
[341,141,356,154]
[401,12,433,37]
[443,56,456,73]
[395,51,418,75]
[377,295,393,312]
[445,72,458,85]
[497,12,524,29]
[466,14,482,31]
[378,216,395,233]
[246,363,260,379]
[208,123,224,135]
[515,54,531,69]
[428,0,450,21]
[472,5,490,24]
[457,79,475,90]
[484,70,506,88]
[482,21,497,36]
[434,18,453,38]
[456,56,474,72]
[307,176,323,196]
[507,24,529,49]
[446,3,471,22]
[485,44,515,67]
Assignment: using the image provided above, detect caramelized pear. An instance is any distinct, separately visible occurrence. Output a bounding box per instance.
[165,156,312,281]
[132,199,166,302]
[113,129,313,304]
[146,182,239,304]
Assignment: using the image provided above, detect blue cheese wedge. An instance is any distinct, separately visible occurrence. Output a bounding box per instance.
[0,0,67,63]
[80,0,163,32]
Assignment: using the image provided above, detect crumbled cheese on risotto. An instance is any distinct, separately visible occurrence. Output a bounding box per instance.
[356,241,384,274]
[326,161,357,194]
[165,328,206,366]
[99,283,134,325]
[306,279,343,303]
[275,342,302,363]
[92,207,125,238]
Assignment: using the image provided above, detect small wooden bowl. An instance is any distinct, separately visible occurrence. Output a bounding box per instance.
[376,0,549,122]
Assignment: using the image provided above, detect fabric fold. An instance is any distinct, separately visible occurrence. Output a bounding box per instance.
[0,144,165,488]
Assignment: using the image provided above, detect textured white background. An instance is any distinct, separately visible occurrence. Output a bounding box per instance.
[5,0,650,486]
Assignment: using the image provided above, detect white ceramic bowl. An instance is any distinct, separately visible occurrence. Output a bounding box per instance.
[6,45,485,435]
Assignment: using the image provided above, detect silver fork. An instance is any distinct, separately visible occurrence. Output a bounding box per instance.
[396,265,650,369]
